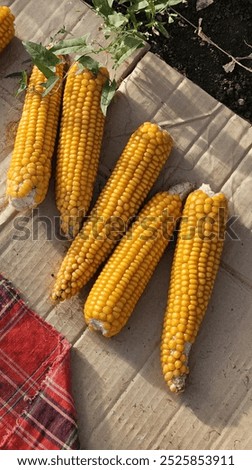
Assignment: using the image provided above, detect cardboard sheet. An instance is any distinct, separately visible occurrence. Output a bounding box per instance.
[1,0,252,450]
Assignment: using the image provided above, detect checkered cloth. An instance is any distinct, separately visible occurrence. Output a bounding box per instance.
[0,274,79,450]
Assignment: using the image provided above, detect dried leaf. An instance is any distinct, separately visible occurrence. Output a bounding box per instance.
[222,60,236,73]
[196,0,214,11]
[197,18,212,45]
[244,40,252,50]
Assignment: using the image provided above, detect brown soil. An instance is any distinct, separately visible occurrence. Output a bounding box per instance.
[87,1,252,122]
[150,0,252,123]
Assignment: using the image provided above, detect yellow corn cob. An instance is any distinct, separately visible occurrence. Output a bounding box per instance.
[0,6,15,53]
[6,62,64,209]
[56,63,109,238]
[161,184,228,393]
[84,183,193,337]
[51,122,173,301]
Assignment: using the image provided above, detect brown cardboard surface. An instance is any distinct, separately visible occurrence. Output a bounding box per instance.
[0,0,252,451]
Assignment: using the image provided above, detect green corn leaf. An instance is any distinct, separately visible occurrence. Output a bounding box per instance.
[5,70,28,95]
[40,75,60,96]
[50,35,91,55]
[100,79,116,116]
[23,41,61,78]
[15,71,28,96]
[77,55,100,75]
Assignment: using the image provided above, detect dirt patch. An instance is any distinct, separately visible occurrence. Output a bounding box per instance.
[87,1,252,123]
[148,0,252,123]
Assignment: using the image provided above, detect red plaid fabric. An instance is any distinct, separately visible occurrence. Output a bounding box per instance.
[0,274,79,450]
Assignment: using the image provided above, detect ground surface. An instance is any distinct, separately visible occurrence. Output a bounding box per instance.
[88,0,252,123]
[150,0,252,123]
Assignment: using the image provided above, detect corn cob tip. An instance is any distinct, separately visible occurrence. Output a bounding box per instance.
[198,183,227,201]
[51,290,64,302]
[165,342,192,393]
[152,122,174,146]
[88,319,110,337]
[198,183,216,197]
[9,188,36,210]
[168,182,195,200]
[168,376,186,394]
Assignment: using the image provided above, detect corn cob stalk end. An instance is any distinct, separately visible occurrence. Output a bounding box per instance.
[198,183,215,197]
[9,189,37,210]
[168,181,195,199]
[88,319,111,337]
[165,342,192,393]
